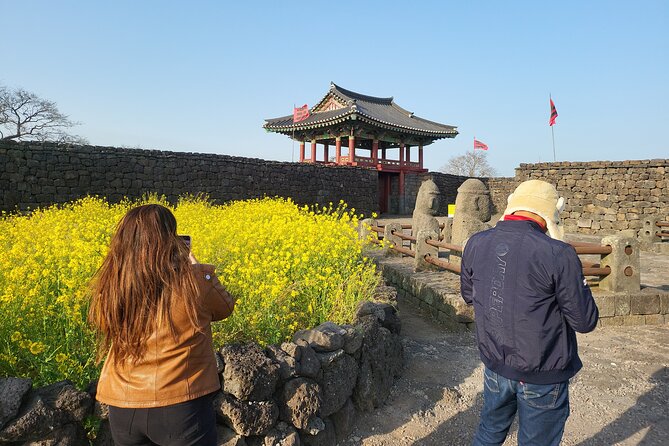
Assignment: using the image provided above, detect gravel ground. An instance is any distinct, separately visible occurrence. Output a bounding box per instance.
[346,222,669,445]
[346,302,669,446]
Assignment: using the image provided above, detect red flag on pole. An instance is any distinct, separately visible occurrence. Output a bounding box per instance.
[293,104,310,123]
[473,138,489,150]
[549,98,558,126]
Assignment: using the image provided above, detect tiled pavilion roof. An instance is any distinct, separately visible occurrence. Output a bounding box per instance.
[263,83,458,140]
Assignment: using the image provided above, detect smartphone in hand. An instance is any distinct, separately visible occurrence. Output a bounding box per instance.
[179,235,191,250]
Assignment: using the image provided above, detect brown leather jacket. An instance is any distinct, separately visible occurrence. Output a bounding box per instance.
[96,263,235,408]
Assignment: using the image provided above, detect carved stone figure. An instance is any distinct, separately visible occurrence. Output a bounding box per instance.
[451,179,492,248]
[412,179,441,236]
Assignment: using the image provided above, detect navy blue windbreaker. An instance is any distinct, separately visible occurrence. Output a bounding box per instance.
[460,219,599,384]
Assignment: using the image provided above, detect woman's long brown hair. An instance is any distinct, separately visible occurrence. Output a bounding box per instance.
[89,204,200,365]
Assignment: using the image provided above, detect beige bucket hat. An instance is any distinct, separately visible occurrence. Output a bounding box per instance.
[501,180,566,240]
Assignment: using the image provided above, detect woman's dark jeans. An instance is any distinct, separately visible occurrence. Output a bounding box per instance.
[108,393,217,446]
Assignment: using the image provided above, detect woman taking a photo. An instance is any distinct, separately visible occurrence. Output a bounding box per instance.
[89,204,235,446]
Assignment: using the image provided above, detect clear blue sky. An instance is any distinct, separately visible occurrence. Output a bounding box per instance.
[2,1,667,176]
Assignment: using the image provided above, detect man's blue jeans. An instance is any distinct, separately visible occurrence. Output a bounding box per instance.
[473,367,570,446]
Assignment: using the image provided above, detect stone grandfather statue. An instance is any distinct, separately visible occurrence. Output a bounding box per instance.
[450,178,492,249]
[412,179,441,236]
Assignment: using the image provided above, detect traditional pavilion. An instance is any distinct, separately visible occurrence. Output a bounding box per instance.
[263,83,458,213]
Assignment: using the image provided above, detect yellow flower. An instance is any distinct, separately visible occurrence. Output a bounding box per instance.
[55,353,68,363]
[10,331,22,342]
[29,342,46,355]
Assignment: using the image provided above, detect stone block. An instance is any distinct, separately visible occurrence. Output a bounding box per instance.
[600,316,625,327]
[594,295,615,317]
[630,294,660,315]
[644,314,665,325]
[622,315,646,326]
[414,229,441,272]
[599,233,641,292]
[614,295,631,316]
[661,294,669,314]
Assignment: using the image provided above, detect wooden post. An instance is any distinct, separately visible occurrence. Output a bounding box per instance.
[311,139,317,163]
[406,145,410,163]
[382,147,386,160]
[299,141,305,162]
[349,135,356,163]
[419,142,424,168]
[323,142,329,163]
[399,142,404,166]
[335,137,342,164]
[372,139,379,164]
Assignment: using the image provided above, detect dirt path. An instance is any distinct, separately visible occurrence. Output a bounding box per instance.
[346,301,669,445]
[346,221,669,445]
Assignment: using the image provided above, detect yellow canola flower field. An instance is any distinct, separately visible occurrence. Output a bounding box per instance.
[0,196,380,388]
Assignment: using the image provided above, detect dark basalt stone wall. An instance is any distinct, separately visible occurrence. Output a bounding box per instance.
[0,141,378,217]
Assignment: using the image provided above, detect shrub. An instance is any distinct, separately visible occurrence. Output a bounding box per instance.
[0,196,379,388]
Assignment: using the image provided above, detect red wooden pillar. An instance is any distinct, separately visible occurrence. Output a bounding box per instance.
[399,142,404,166]
[335,137,342,164]
[323,143,329,163]
[299,141,305,162]
[382,147,386,160]
[419,142,424,168]
[372,139,379,164]
[311,139,317,163]
[348,135,355,163]
[405,145,410,163]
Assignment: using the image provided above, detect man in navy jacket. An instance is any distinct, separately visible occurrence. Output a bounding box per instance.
[461,180,599,446]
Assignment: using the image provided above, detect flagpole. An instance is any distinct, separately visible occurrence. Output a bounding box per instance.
[550,94,556,161]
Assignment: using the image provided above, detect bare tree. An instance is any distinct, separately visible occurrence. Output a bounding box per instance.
[0,85,87,143]
[440,150,497,177]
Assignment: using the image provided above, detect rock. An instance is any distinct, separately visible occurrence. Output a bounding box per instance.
[315,350,345,367]
[216,424,247,446]
[352,317,404,411]
[0,395,66,442]
[318,352,358,417]
[85,379,98,400]
[266,345,298,381]
[263,421,300,446]
[341,325,363,355]
[245,436,265,446]
[355,301,401,334]
[299,417,336,446]
[292,323,344,352]
[294,340,321,379]
[373,284,398,303]
[220,343,279,401]
[279,378,321,431]
[216,351,226,374]
[36,380,94,422]
[94,402,109,421]
[0,377,32,430]
[280,342,301,360]
[214,392,278,437]
[330,398,355,441]
[23,422,88,446]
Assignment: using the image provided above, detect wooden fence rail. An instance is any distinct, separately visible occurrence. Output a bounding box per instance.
[366,221,616,280]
